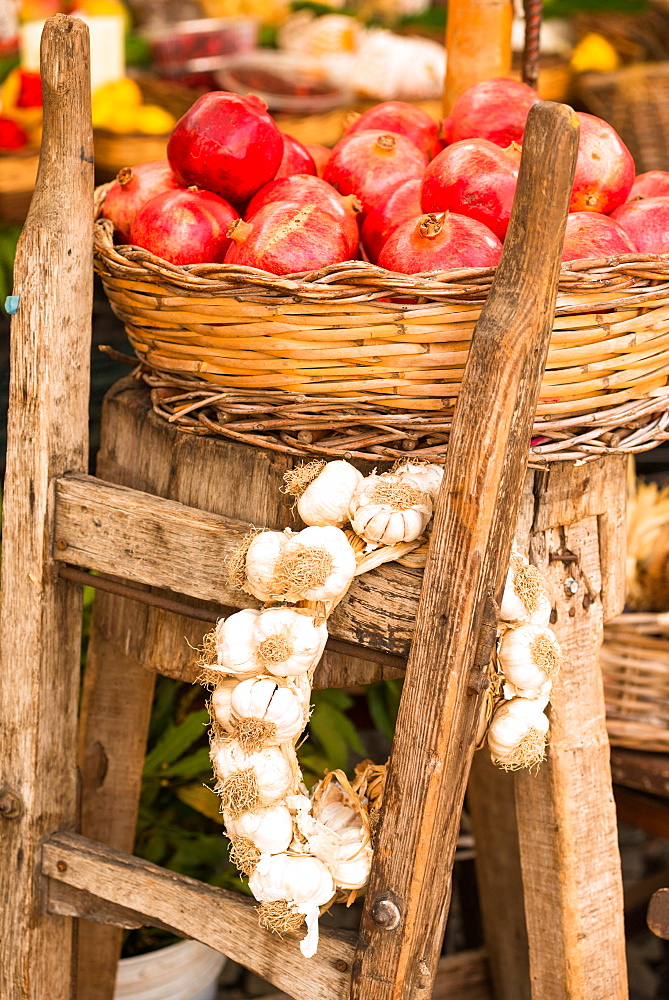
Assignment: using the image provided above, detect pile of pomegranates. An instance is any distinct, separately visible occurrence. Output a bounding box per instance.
[101,80,667,276]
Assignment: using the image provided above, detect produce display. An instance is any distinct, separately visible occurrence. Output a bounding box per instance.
[101,78,669,276]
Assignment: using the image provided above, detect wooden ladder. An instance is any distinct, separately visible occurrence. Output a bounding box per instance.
[0,16,628,1000]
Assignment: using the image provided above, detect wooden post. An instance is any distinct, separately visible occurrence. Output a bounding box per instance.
[0,15,93,1000]
[349,103,579,1000]
[444,0,514,114]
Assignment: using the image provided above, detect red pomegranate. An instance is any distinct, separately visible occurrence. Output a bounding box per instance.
[305,143,331,178]
[611,197,669,254]
[343,101,439,160]
[245,174,361,255]
[225,202,351,275]
[101,161,181,243]
[561,212,637,263]
[362,178,421,263]
[275,133,317,179]
[627,171,669,201]
[167,92,283,203]
[570,113,635,214]
[323,130,427,217]
[442,77,541,148]
[130,187,238,265]
[421,138,521,240]
[377,212,503,274]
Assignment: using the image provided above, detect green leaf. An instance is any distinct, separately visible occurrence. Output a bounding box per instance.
[158,747,213,781]
[176,783,224,824]
[143,708,209,776]
[308,700,363,772]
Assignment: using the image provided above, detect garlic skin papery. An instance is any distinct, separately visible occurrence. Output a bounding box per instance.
[254,607,328,677]
[302,778,372,891]
[498,624,562,696]
[209,678,238,732]
[230,676,307,751]
[488,698,550,771]
[394,461,444,499]
[503,676,552,707]
[499,557,552,626]
[215,608,262,678]
[349,473,432,546]
[274,526,357,603]
[296,460,364,527]
[249,852,335,958]
[225,804,294,858]
[211,740,295,816]
[244,530,292,602]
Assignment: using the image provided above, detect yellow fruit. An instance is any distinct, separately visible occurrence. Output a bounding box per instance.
[133,105,176,135]
[92,78,143,109]
[571,33,620,74]
[102,106,144,134]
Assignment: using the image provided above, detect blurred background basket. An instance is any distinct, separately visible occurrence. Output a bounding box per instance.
[0,150,39,224]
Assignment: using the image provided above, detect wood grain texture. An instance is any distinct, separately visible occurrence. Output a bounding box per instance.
[0,17,93,1000]
[443,0,513,113]
[514,468,628,1000]
[611,748,669,798]
[349,104,580,1000]
[43,832,355,1000]
[467,752,530,1000]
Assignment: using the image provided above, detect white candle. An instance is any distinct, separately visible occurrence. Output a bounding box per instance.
[20,14,126,94]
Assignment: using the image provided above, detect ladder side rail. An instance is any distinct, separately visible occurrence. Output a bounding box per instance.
[0,16,93,1000]
[349,102,580,1000]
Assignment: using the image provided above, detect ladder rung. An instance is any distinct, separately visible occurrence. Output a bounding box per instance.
[42,832,354,1000]
[54,473,419,659]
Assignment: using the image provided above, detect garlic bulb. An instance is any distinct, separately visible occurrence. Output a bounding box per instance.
[211,740,295,815]
[304,779,372,891]
[296,460,363,527]
[215,608,261,678]
[394,461,443,499]
[488,698,550,770]
[503,676,552,707]
[254,607,328,677]
[244,530,292,602]
[500,557,552,625]
[210,678,238,732]
[249,852,335,958]
[230,677,306,751]
[498,624,562,695]
[225,804,294,856]
[349,473,432,546]
[245,525,355,604]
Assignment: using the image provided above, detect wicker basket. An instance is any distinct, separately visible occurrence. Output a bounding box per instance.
[601,613,669,752]
[575,62,669,174]
[0,150,39,224]
[94,130,170,183]
[94,192,669,465]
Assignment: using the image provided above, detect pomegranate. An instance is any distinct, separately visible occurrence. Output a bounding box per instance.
[421,138,521,240]
[570,113,635,214]
[362,178,421,263]
[442,77,541,148]
[305,142,331,178]
[275,133,317,179]
[377,212,502,274]
[245,174,360,255]
[561,212,637,264]
[225,202,351,275]
[130,187,238,265]
[101,161,181,243]
[343,101,439,160]
[167,92,283,203]
[627,171,669,202]
[323,130,427,217]
[611,197,669,254]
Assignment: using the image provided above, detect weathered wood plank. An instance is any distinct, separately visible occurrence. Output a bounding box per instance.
[0,17,93,1000]
[610,747,669,798]
[648,888,669,941]
[53,472,422,657]
[43,832,355,1000]
[515,489,628,1000]
[350,104,580,1000]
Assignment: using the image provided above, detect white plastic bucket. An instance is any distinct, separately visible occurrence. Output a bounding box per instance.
[114,939,227,1000]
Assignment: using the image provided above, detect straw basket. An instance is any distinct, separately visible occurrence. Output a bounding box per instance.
[0,150,39,224]
[575,62,669,174]
[93,194,669,465]
[601,613,669,752]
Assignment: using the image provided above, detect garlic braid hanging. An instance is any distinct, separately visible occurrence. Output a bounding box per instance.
[196,459,558,956]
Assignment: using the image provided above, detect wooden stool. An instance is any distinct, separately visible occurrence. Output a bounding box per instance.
[0,15,628,1000]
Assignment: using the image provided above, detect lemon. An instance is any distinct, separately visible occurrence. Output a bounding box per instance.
[92,78,143,109]
[571,33,620,74]
[133,105,176,135]
[103,106,146,134]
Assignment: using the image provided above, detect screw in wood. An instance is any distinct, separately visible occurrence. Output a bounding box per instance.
[370,898,401,930]
[335,960,349,972]
[56,860,68,872]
